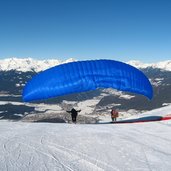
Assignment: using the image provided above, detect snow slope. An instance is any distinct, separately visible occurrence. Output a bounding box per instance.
[0,105,171,171]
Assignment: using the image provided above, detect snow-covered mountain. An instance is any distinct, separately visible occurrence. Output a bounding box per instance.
[127,60,171,71]
[0,58,171,118]
[0,58,75,72]
[0,58,171,72]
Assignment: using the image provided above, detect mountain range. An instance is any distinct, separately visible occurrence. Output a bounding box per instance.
[0,57,171,72]
[0,58,171,122]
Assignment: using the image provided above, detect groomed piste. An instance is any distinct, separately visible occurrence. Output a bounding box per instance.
[0,105,171,170]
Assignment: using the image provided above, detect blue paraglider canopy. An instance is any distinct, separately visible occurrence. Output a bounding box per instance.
[23,59,153,102]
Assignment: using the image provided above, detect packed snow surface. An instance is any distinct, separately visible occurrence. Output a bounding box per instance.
[0,105,171,171]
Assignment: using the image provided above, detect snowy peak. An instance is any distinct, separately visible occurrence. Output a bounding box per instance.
[0,57,75,72]
[127,60,171,71]
[0,58,171,72]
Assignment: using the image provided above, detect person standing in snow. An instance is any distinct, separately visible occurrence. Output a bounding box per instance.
[111,108,119,122]
[67,108,81,123]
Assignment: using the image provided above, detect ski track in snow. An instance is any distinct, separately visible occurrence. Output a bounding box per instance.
[0,106,171,171]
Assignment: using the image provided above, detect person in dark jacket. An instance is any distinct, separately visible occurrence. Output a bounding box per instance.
[67,108,81,123]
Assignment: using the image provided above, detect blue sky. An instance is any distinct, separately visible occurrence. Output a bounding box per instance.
[0,0,171,62]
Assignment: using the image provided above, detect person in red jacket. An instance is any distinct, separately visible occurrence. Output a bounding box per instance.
[111,108,119,122]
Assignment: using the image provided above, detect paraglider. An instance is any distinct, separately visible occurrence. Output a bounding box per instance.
[22,59,153,102]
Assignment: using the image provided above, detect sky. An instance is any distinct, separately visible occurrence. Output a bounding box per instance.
[0,0,171,62]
